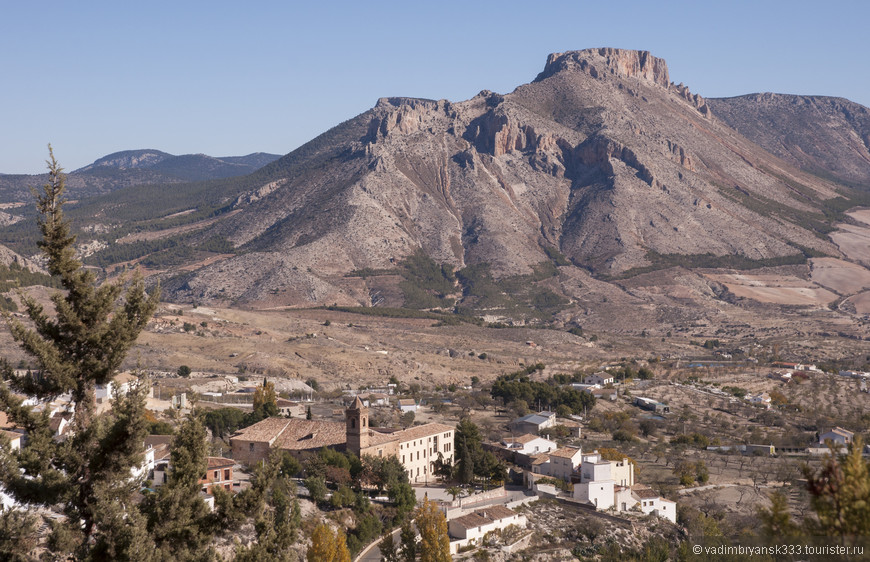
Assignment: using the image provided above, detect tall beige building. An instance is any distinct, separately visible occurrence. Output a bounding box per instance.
[231,396,455,484]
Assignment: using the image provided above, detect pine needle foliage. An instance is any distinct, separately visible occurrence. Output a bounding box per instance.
[0,147,159,559]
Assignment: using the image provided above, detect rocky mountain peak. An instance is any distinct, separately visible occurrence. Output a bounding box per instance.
[536,48,670,88]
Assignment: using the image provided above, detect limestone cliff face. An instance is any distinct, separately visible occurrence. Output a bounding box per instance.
[537,48,670,88]
[166,48,856,306]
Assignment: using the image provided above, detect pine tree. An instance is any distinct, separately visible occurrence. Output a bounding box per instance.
[0,147,160,558]
[252,379,278,418]
[757,491,800,538]
[415,499,450,562]
[230,450,303,562]
[141,415,214,560]
[380,530,400,562]
[804,436,870,540]
[0,508,39,561]
[399,520,417,562]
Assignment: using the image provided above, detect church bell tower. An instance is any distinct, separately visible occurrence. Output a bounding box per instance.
[346,396,369,454]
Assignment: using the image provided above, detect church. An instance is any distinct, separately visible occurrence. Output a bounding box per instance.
[230,396,455,484]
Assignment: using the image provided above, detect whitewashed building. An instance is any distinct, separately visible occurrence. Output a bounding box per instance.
[546,446,583,481]
[820,427,854,447]
[583,372,614,386]
[448,506,527,554]
[501,434,558,456]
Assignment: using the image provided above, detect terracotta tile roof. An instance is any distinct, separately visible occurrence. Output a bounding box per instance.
[549,446,581,459]
[49,412,72,432]
[1,429,22,442]
[393,423,453,443]
[231,417,346,451]
[0,411,14,430]
[630,484,659,499]
[276,398,299,407]
[451,512,489,529]
[206,456,235,469]
[451,506,519,529]
[632,488,660,499]
[503,434,539,445]
[830,427,854,438]
[231,418,293,443]
[368,430,400,447]
[397,399,416,406]
[152,443,170,462]
[530,454,550,465]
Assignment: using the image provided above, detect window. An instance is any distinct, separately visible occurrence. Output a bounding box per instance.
[351,419,356,429]
[214,470,219,479]
[224,469,230,480]
[249,443,255,452]
[402,455,405,463]
[417,451,420,460]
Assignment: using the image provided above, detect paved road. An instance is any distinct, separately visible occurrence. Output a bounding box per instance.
[356,526,400,562]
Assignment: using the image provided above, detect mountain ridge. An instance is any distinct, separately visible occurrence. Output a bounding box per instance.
[3,48,870,339]
[0,149,282,201]
[150,48,865,311]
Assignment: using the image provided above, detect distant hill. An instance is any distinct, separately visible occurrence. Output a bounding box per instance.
[0,150,281,201]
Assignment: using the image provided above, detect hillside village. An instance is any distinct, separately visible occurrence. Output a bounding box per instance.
[4,342,868,559]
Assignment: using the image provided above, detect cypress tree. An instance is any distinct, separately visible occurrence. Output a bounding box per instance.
[416,499,451,562]
[0,148,160,559]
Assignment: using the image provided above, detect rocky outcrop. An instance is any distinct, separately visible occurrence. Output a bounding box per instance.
[575,135,659,188]
[234,179,288,207]
[536,48,670,88]
[0,244,46,274]
[671,82,712,118]
[665,140,695,171]
[366,98,449,140]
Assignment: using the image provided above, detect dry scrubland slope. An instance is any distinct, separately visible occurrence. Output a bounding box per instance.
[155,49,867,310]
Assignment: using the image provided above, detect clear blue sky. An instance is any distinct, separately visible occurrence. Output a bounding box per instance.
[2,0,868,174]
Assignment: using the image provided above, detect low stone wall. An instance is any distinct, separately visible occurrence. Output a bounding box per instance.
[443,486,507,509]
